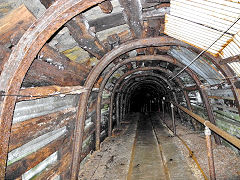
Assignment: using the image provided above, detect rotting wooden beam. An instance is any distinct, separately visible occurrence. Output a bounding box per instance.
[0,45,11,73]
[18,85,87,101]
[24,59,85,87]
[184,85,198,91]
[39,45,90,76]
[39,0,56,9]
[27,45,90,87]
[0,5,35,46]
[6,132,70,179]
[219,54,240,65]
[83,124,95,142]
[40,0,107,59]
[118,30,133,43]
[142,5,169,20]
[9,108,76,151]
[89,13,125,32]
[119,0,144,38]
[66,15,107,59]
[0,0,106,179]
[0,4,90,87]
[98,0,113,14]
[31,144,72,179]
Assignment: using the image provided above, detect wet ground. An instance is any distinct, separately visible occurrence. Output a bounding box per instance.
[79,112,240,180]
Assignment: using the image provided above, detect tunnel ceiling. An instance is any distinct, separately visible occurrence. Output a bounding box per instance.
[0,0,240,179]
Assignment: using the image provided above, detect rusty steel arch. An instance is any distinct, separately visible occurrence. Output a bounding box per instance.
[0,0,105,178]
[0,0,237,176]
[107,67,184,137]
[80,42,224,177]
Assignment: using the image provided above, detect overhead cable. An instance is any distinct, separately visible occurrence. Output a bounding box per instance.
[169,15,240,81]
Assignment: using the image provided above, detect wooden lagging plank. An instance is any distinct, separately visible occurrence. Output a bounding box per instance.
[24,59,85,87]
[98,0,113,14]
[6,131,71,179]
[0,45,11,73]
[9,108,76,151]
[0,5,35,46]
[39,45,90,76]
[18,85,86,101]
[0,4,90,87]
[66,15,107,59]
[119,0,144,39]
[33,133,74,179]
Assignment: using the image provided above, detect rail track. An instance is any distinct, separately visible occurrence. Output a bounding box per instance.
[127,112,204,180]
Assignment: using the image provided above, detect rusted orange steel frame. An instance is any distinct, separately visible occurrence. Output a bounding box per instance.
[0,22,236,179]
[0,0,105,178]
[119,75,175,118]
[121,80,164,117]
[120,80,164,121]
[96,56,180,149]
[108,73,169,136]
[96,55,181,148]
[173,103,240,149]
[111,78,167,136]
[97,54,193,142]
[108,68,181,130]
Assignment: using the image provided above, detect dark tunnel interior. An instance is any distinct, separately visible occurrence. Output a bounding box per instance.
[122,77,169,113]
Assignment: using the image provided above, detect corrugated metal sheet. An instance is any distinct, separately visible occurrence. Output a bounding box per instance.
[13,95,79,124]
[169,47,224,85]
[207,88,234,99]
[228,61,240,76]
[8,127,66,165]
[221,32,240,58]
[22,152,58,180]
[164,0,240,77]
[165,14,232,54]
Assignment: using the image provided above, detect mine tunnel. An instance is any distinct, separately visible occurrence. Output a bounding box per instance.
[0,0,240,179]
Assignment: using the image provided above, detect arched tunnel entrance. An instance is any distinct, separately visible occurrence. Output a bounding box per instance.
[1,0,240,179]
[129,82,162,112]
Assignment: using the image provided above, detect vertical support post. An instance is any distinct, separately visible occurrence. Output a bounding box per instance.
[116,92,120,127]
[171,103,176,135]
[128,101,131,112]
[149,99,152,112]
[200,87,221,145]
[162,97,165,121]
[205,126,216,180]
[183,90,200,130]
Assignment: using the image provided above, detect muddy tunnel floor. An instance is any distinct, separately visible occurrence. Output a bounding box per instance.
[79,112,240,180]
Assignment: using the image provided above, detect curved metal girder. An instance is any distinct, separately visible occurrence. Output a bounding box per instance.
[0,0,105,178]
[108,68,183,135]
